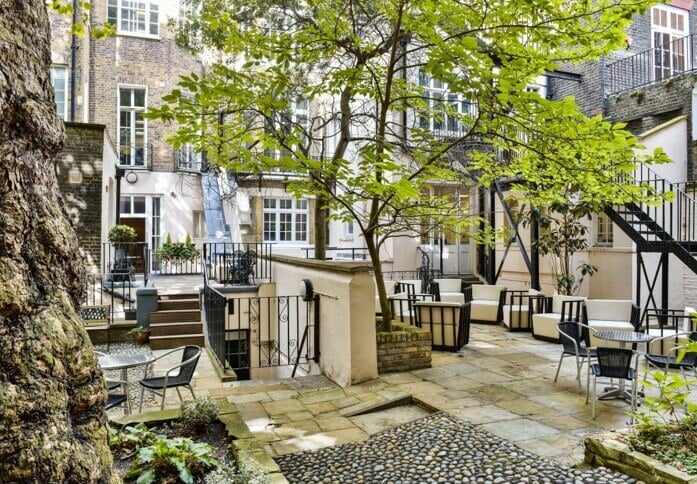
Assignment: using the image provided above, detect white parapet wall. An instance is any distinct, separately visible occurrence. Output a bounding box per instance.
[271,254,378,387]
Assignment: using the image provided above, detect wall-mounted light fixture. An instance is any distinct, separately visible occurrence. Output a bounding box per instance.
[125,171,138,184]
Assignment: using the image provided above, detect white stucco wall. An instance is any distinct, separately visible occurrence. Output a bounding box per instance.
[272,256,378,387]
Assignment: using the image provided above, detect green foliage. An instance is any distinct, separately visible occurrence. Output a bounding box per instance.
[123,435,218,484]
[626,371,697,474]
[156,235,200,263]
[204,458,270,484]
[153,0,668,328]
[108,224,137,243]
[109,424,156,453]
[179,396,221,436]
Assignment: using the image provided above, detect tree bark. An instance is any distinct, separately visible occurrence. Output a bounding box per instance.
[0,1,116,481]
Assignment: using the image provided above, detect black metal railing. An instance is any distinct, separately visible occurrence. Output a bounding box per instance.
[301,246,370,260]
[203,242,273,285]
[224,296,315,375]
[174,148,205,173]
[204,283,228,371]
[150,250,203,275]
[606,34,697,95]
[81,271,139,322]
[613,164,697,243]
[381,269,442,282]
[101,242,149,283]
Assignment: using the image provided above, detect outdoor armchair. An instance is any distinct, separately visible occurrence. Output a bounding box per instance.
[502,288,544,331]
[589,347,639,421]
[464,284,507,325]
[531,295,586,342]
[138,345,202,412]
[584,299,640,347]
[643,331,697,384]
[413,300,470,351]
[429,278,465,304]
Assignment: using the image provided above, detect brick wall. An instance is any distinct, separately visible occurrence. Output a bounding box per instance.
[376,322,432,373]
[56,123,107,271]
[86,0,202,172]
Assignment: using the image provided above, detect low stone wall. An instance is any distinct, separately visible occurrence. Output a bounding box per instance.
[585,432,697,484]
[376,323,432,373]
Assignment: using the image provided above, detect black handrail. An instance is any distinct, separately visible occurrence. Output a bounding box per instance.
[606,34,697,95]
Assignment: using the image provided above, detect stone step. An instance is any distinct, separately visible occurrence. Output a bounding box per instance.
[149,334,205,350]
[149,322,203,337]
[150,309,201,324]
[158,298,200,311]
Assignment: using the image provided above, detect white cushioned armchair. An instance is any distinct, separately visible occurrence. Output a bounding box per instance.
[413,300,470,351]
[502,288,545,331]
[430,278,465,304]
[464,284,507,324]
[584,299,640,347]
[531,295,586,342]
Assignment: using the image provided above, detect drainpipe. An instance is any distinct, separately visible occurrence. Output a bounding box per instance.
[69,0,78,121]
[600,55,607,116]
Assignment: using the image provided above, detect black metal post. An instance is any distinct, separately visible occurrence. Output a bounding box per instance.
[530,209,540,290]
[313,294,320,363]
[487,186,496,284]
[636,250,642,311]
[661,252,669,314]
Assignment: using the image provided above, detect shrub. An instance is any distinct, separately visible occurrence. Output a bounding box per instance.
[109,424,156,454]
[204,457,270,484]
[625,369,697,474]
[124,435,218,484]
[108,224,137,243]
[179,396,221,436]
[156,234,200,263]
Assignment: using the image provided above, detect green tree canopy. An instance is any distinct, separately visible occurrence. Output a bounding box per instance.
[151,0,669,329]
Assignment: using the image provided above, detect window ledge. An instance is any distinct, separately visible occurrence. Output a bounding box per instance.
[116,31,161,41]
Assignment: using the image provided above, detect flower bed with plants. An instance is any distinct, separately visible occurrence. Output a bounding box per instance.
[109,397,272,483]
[585,354,697,483]
[155,234,200,264]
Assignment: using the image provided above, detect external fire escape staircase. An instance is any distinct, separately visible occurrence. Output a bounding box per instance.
[603,164,697,313]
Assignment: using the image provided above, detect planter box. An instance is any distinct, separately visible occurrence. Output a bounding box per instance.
[376,322,432,373]
[585,432,697,484]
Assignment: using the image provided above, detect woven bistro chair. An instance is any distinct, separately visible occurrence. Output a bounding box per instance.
[643,331,697,386]
[589,347,639,421]
[555,322,597,394]
[138,345,202,411]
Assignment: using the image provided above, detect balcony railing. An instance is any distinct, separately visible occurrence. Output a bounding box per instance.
[203,242,273,286]
[606,34,697,95]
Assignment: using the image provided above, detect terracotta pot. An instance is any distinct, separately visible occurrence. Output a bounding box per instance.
[135,331,150,345]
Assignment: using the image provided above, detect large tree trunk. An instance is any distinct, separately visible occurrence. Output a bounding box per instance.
[0,1,116,481]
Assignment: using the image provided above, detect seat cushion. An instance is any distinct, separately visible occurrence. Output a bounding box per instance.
[433,278,462,293]
[585,299,633,322]
[470,300,500,322]
[441,292,465,304]
[532,312,561,340]
[551,295,586,314]
[471,284,506,301]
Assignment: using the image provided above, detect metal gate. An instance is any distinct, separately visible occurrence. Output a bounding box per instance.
[205,288,319,380]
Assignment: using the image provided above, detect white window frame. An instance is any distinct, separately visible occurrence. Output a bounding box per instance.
[345,220,355,237]
[50,65,68,121]
[262,198,309,243]
[651,5,689,80]
[595,212,614,247]
[193,210,206,240]
[117,84,148,167]
[418,70,475,137]
[107,0,160,38]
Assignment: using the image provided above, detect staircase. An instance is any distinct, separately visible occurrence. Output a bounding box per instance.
[149,293,205,350]
[604,164,697,275]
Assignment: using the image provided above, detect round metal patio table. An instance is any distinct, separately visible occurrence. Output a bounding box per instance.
[98,353,154,414]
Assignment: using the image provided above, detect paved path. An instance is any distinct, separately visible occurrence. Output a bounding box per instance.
[130,323,697,468]
[276,412,636,483]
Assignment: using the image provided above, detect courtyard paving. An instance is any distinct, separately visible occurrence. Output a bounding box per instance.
[126,322,697,472]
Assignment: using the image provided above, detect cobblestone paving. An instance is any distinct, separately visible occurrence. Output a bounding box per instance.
[276,413,635,483]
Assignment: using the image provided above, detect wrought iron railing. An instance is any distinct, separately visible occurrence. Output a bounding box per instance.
[380,269,442,282]
[204,283,228,371]
[203,242,273,285]
[150,250,203,275]
[81,271,138,321]
[606,34,697,95]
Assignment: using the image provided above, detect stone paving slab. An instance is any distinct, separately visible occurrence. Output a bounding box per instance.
[275,412,636,483]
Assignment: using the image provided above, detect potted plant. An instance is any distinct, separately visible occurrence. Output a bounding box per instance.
[108,225,138,282]
[130,326,151,345]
